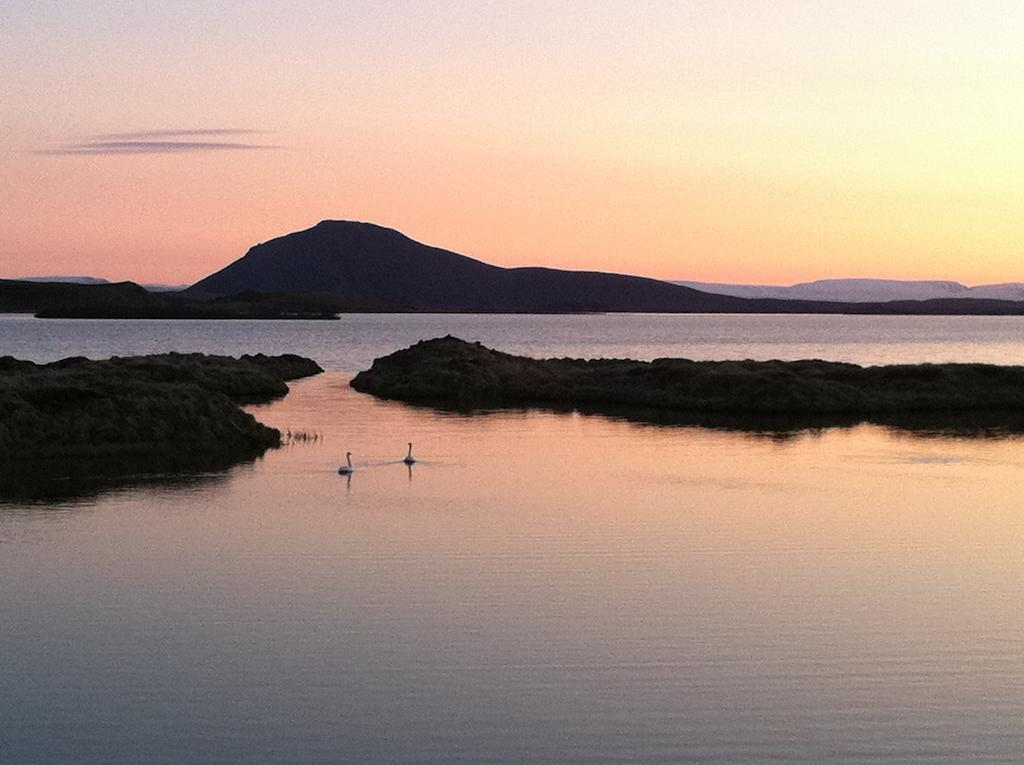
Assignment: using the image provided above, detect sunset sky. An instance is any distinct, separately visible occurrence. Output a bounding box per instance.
[2,1,1022,285]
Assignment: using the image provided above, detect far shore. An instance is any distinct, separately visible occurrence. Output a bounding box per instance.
[5,277,1024,318]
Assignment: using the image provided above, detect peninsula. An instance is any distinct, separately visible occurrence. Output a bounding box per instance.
[0,352,322,459]
[351,336,1024,418]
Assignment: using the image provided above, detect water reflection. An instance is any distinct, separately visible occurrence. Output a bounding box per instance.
[0,451,253,504]
[5,373,1024,763]
[373,398,1024,442]
[7,380,1021,505]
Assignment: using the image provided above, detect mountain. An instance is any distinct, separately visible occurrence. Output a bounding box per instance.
[672,278,1024,303]
[188,221,767,312]
[192,221,895,313]
[189,221,1024,315]
[967,283,1024,301]
[9,228,1024,318]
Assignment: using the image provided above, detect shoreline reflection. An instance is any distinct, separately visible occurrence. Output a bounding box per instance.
[0,451,257,504]
[376,398,1024,442]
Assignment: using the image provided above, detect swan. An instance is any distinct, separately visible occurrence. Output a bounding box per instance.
[403,442,416,465]
[338,452,354,474]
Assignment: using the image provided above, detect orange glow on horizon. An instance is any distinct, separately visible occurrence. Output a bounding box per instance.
[2,3,1022,286]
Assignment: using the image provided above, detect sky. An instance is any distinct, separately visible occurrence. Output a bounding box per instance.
[2,1,1023,285]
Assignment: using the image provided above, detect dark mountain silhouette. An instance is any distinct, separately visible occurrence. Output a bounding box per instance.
[0,279,164,315]
[6,223,1023,318]
[188,221,1024,315]
[186,221,783,312]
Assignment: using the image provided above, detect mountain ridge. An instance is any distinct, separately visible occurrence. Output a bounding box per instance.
[189,220,761,312]
[14,275,189,292]
[187,220,1024,315]
[672,278,1024,303]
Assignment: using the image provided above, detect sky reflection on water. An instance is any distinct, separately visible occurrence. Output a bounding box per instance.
[3,314,1024,763]
[4,372,1024,763]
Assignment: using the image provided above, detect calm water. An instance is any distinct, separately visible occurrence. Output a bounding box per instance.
[2,314,1024,763]
[4,312,1024,371]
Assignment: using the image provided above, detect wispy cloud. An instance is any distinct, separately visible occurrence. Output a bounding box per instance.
[37,128,280,155]
[91,128,267,140]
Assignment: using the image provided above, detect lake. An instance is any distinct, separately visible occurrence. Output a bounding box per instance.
[2,314,1024,763]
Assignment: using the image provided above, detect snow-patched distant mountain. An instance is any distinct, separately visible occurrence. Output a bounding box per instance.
[671,278,1024,303]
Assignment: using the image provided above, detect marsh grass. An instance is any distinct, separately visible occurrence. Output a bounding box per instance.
[283,428,323,445]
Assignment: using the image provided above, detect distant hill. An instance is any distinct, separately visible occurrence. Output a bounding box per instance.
[16,275,188,293]
[0,279,165,315]
[188,221,766,312]
[0,279,342,319]
[673,278,1024,303]
[17,275,111,286]
[141,283,189,293]
[188,221,1024,315]
[10,226,1024,317]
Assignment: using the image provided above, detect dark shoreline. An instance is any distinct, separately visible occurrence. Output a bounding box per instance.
[6,278,1024,318]
[351,336,1024,423]
[0,352,322,462]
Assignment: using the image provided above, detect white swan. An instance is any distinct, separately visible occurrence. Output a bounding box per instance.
[338,452,354,474]
[403,442,416,465]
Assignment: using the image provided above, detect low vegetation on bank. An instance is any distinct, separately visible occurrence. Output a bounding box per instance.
[0,352,322,459]
[351,336,1024,417]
